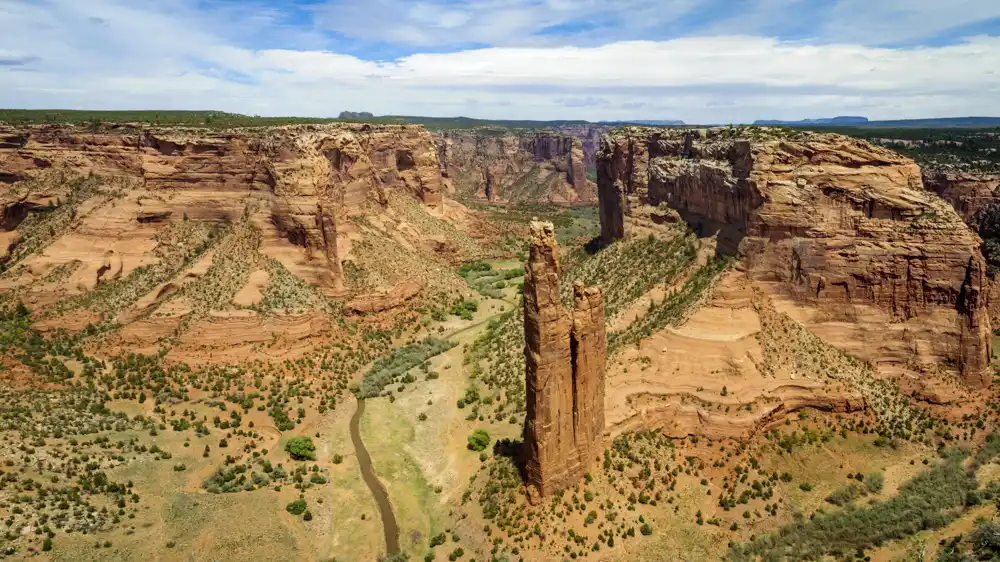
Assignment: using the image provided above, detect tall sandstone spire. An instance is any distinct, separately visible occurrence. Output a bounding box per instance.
[523,221,606,501]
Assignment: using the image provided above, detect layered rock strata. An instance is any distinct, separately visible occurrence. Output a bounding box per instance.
[598,127,992,387]
[923,170,1000,227]
[439,130,595,204]
[523,221,606,500]
[0,123,444,294]
[923,170,1000,324]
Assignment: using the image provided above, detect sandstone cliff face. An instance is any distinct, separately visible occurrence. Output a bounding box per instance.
[923,170,1000,227]
[923,170,1000,325]
[523,221,605,500]
[0,124,445,294]
[598,127,992,387]
[552,125,609,174]
[439,130,596,204]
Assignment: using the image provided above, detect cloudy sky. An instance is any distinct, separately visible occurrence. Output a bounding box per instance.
[1,0,999,122]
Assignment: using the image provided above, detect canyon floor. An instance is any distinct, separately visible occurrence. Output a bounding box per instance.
[1,120,1000,562]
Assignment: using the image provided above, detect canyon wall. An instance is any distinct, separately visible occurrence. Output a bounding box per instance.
[0,123,445,294]
[923,170,1000,228]
[439,130,596,204]
[598,127,992,388]
[923,170,1000,324]
[523,221,606,500]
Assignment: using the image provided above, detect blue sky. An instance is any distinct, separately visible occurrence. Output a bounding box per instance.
[1,0,999,122]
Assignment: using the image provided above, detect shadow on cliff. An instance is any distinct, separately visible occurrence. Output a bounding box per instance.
[583,236,607,255]
[675,210,746,260]
[493,438,528,479]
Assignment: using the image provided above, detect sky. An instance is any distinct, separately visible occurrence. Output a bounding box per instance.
[1,0,999,123]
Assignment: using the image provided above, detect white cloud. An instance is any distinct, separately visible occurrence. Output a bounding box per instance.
[1,0,999,122]
[311,0,706,48]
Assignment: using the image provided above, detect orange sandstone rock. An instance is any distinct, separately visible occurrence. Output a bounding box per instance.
[598,127,992,387]
[438,131,596,204]
[523,221,605,501]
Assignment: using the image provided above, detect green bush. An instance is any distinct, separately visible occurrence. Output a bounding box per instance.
[450,299,479,320]
[865,471,885,494]
[825,483,863,506]
[467,429,491,452]
[285,437,317,461]
[286,499,307,516]
[359,338,456,398]
[972,521,1000,557]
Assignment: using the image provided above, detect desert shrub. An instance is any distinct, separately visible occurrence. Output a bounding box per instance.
[825,483,864,506]
[359,338,456,398]
[972,521,1000,557]
[286,499,307,516]
[730,449,988,560]
[467,429,491,452]
[450,299,478,320]
[285,436,317,461]
[865,471,885,494]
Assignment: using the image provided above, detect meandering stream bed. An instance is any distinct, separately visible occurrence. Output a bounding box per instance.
[350,398,400,555]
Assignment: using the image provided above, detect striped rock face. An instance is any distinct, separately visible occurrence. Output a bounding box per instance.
[598,126,992,388]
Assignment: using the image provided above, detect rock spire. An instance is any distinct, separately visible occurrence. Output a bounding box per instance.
[522,220,606,501]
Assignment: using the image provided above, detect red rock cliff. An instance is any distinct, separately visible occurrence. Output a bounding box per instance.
[923,170,1000,228]
[523,221,605,500]
[598,127,992,388]
[0,123,444,293]
[439,130,595,204]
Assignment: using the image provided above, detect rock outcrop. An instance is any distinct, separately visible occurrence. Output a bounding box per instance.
[523,221,605,500]
[439,130,596,204]
[923,170,1000,324]
[923,170,1000,228]
[0,123,445,293]
[598,127,992,388]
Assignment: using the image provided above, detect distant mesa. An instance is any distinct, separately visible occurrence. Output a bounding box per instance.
[753,116,870,126]
[599,119,686,126]
[338,111,375,119]
[750,116,1000,128]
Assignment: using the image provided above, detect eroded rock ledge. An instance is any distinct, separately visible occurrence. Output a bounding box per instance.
[598,127,992,388]
[0,123,445,293]
[522,220,606,500]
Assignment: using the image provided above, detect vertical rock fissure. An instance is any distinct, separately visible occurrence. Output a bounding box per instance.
[569,331,579,444]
